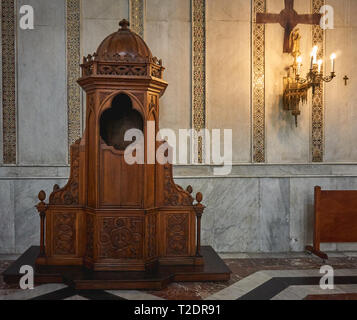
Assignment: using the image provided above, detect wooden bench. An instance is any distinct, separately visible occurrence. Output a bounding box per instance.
[306,186,357,260]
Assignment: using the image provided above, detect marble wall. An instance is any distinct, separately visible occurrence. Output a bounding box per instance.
[206,0,251,163]
[324,0,357,162]
[175,171,357,253]
[145,0,192,140]
[1,0,357,254]
[17,0,68,165]
[265,0,312,163]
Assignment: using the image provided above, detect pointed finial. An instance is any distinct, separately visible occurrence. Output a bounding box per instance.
[119,19,130,30]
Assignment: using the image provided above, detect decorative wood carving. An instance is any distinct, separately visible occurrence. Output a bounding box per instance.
[85,214,94,259]
[49,140,80,206]
[99,92,112,105]
[98,64,147,76]
[53,213,76,255]
[35,19,206,272]
[163,164,194,207]
[146,214,157,259]
[167,214,189,256]
[98,217,143,259]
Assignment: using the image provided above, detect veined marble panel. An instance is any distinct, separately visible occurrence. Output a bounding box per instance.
[17,0,67,165]
[325,1,357,162]
[145,0,191,146]
[0,166,69,179]
[0,181,15,253]
[177,178,261,252]
[260,179,290,252]
[265,0,311,163]
[206,0,251,163]
[175,175,357,253]
[173,164,357,178]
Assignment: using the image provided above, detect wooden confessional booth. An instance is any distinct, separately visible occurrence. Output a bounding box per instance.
[28,20,230,289]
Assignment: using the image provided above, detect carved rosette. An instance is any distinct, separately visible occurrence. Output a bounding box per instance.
[53,213,76,255]
[98,217,143,259]
[49,140,80,206]
[163,164,194,207]
[167,214,189,256]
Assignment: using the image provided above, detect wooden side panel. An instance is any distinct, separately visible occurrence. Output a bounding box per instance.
[87,109,97,207]
[120,159,144,207]
[158,210,196,258]
[100,149,143,207]
[44,208,85,265]
[318,190,357,243]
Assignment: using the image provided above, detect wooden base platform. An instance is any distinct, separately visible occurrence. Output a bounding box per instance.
[2,246,231,290]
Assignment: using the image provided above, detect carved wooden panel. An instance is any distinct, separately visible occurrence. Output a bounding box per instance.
[53,213,76,255]
[164,164,193,206]
[98,64,147,76]
[98,217,143,259]
[166,214,189,256]
[85,214,94,259]
[50,140,80,205]
[146,213,157,259]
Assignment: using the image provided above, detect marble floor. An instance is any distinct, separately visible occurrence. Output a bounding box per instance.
[1,252,357,300]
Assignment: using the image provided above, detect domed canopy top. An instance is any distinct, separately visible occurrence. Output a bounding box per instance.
[95,19,153,62]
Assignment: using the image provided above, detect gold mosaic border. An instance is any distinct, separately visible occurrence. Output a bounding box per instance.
[66,0,81,154]
[1,0,16,164]
[311,0,324,162]
[192,0,206,163]
[252,0,266,163]
[130,0,145,38]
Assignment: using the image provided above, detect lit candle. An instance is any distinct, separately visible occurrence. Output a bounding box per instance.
[317,59,323,73]
[312,46,318,65]
[297,56,302,75]
[330,53,336,73]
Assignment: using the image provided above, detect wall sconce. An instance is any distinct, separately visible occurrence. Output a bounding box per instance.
[283,29,336,127]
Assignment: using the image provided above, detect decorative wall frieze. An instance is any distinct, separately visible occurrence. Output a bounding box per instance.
[311,0,325,162]
[1,0,16,164]
[130,0,145,38]
[66,0,81,158]
[252,0,266,163]
[191,0,206,164]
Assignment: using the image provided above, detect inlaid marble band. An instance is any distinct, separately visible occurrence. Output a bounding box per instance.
[1,0,16,164]
[311,0,325,162]
[130,0,145,38]
[191,0,206,163]
[252,0,266,163]
[66,0,81,158]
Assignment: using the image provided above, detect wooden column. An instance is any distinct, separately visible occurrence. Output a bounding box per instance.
[36,191,48,260]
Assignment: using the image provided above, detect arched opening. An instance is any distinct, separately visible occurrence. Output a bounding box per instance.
[100,93,143,150]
